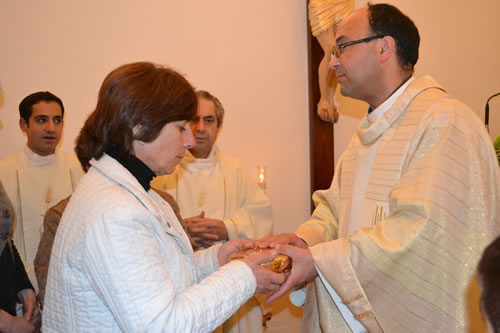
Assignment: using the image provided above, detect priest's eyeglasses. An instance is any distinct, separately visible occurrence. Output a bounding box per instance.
[332,35,386,58]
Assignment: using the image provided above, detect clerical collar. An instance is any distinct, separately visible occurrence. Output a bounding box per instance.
[368,75,413,114]
[182,146,220,176]
[367,76,414,124]
[23,145,57,167]
[106,145,155,191]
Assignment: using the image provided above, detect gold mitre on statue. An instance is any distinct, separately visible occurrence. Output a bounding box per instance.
[308,0,354,36]
[229,248,292,273]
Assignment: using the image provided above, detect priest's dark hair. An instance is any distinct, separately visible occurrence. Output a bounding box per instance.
[477,236,500,333]
[19,91,65,124]
[196,90,225,128]
[78,62,197,162]
[367,3,420,74]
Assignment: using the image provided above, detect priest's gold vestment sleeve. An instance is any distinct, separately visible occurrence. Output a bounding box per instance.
[297,76,500,332]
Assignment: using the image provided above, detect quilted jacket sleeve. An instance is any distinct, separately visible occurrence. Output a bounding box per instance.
[82,204,256,333]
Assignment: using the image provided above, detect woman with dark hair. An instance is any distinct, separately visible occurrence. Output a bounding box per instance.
[42,62,284,333]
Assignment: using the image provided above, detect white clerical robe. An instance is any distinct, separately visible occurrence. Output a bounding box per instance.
[151,146,273,333]
[0,145,84,290]
[152,146,273,244]
[297,76,500,332]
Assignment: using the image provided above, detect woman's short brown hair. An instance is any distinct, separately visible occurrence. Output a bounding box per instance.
[78,62,197,161]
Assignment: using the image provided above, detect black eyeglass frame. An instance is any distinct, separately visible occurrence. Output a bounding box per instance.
[332,34,387,58]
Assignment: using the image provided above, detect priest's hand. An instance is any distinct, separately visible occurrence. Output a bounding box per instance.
[184,211,228,248]
[183,211,205,229]
[266,244,317,303]
[259,233,308,249]
[17,289,40,329]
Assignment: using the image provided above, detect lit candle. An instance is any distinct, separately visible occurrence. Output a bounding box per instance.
[257,165,266,192]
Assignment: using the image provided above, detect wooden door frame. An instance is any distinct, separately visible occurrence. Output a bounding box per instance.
[306,2,335,213]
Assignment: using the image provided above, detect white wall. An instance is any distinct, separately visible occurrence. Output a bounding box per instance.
[335,0,500,166]
[0,0,312,236]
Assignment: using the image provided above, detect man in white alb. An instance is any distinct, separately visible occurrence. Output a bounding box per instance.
[0,91,84,290]
[262,3,500,332]
[152,90,273,333]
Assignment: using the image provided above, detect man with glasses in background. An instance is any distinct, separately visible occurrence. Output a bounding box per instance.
[262,3,500,332]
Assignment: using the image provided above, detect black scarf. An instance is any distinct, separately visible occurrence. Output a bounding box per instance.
[106,145,155,191]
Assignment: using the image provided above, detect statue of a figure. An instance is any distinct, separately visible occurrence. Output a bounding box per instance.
[309,0,354,123]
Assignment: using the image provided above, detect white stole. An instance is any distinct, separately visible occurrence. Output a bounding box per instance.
[15,167,75,290]
[317,78,414,331]
[176,174,225,219]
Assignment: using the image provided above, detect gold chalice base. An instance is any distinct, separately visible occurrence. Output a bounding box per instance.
[228,247,292,273]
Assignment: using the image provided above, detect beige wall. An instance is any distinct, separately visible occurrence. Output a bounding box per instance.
[0,0,312,236]
[0,3,309,331]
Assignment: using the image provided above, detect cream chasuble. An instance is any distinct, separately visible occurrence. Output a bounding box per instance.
[297,76,500,332]
[18,167,74,289]
[308,78,415,333]
[0,145,84,290]
[176,175,225,219]
[152,147,273,241]
[174,149,225,220]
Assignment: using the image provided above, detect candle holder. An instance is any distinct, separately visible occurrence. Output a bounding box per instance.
[257,165,267,192]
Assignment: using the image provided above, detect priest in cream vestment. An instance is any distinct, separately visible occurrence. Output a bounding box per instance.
[0,92,84,290]
[263,4,500,333]
[152,90,273,333]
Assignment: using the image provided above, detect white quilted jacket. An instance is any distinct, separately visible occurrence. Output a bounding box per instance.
[43,154,256,332]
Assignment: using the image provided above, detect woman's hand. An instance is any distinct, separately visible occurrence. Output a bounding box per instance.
[218,239,256,266]
[218,240,286,294]
[240,250,286,294]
